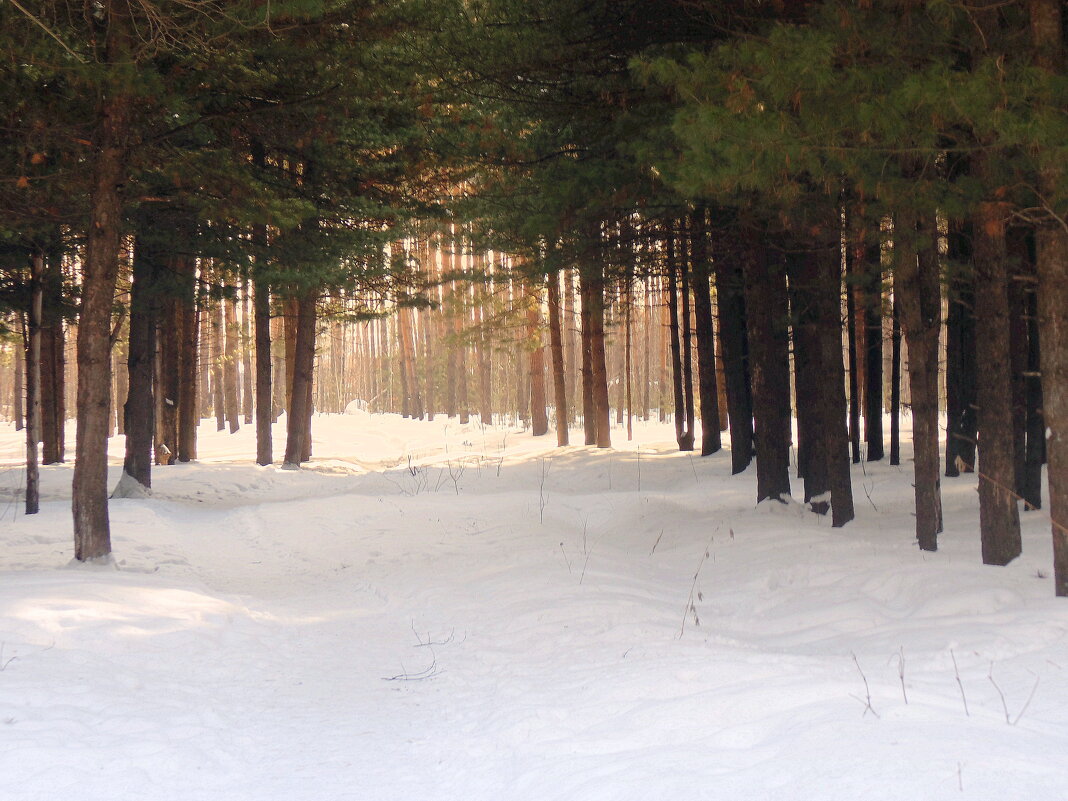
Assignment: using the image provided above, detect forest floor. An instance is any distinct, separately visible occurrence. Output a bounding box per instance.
[0,411,1066,800]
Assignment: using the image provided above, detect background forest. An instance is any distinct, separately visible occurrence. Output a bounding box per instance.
[1,0,1067,596]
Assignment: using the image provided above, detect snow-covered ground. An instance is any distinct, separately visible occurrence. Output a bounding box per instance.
[0,412,1066,800]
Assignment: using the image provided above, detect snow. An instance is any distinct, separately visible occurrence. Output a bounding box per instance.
[0,414,1066,800]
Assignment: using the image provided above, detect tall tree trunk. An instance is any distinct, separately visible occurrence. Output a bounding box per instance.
[284,293,316,467]
[41,242,65,464]
[123,232,159,488]
[895,209,943,549]
[889,289,902,467]
[253,235,272,465]
[679,233,696,451]
[13,339,23,432]
[73,71,132,561]
[742,228,792,502]
[1023,277,1044,510]
[945,220,976,476]
[527,281,548,436]
[588,271,611,448]
[242,277,254,425]
[223,291,241,433]
[973,199,1022,565]
[714,247,754,473]
[580,275,596,445]
[25,251,43,515]
[845,233,861,465]
[666,235,691,451]
[862,240,884,462]
[211,297,225,432]
[176,258,198,462]
[547,270,569,445]
[1030,0,1068,595]
[690,209,721,456]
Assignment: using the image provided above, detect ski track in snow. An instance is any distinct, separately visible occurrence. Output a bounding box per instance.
[0,412,1066,800]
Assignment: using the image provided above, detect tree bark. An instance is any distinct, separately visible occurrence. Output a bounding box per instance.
[73,72,132,561]
[945,220,978,475]
[973,200,1021,565]
[896,209,943,549]
[666,234,692,451]
[587,270,611,448]
[41,243,65,464]
[25,251,43,515]
[862,240,884,462]
[742,228,792,503]
[690,208,721,456]
[580,275,596,445]
[123,232,159,488]
[176,259,198,462]
[283,292,316,467]
[252,211,272,465]
[527,281,548,437]
[1028,0,1068,593]
[889,289,902,467]
[547,271,568,445]
[714,247,754,473]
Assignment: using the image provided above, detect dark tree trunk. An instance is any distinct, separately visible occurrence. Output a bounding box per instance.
[1023,278,1045,511]
[845,236,861,464]
[666,235,692,451]
[889,289,902,467]
[242,278,254,425]
[25,251,43,515]
[742,229,792,503]
[211,298,225,432]
[690,209,721,455]
[527,282,548,437]
[547,270,569,446]
[1008,228,1041,506]
[283,293,316,467]
[13,341,23,432]
[123,232,159,488]
[679,231,696,452]
[946,221,979,475]
[251,190,273,465]
[788,252,818,493]
[861,240,884,462]
[176,260,198,462]
[714,248,754,473]
[40,243,65,464]
[587,270,611,448]
[895,209,943,550]
[73,80,132,562]
[223,292,241,433]
[580,274,596,445]
[973,199,1022,566]
[1030,0,1068,596]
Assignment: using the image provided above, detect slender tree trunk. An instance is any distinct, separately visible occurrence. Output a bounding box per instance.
[547,271,569,445]
[284,293,316,467]
[580,275,596,445]
[679,232,696,451]
[588,270,611,448]
[895,210,943,548]
[176,259,198,462]
[1023,278,1044,510]
[945,221,978,474]
[742,228,792,502]
[862,240,884,462]
[889,289,902,467]
[973,199,1022,565]
[25,251,43,515]
[845,234,861,464]
[13,340,23,432]
[242,277,254,425]
[73,73,132,561]
[41,243,65,464]
[690,209,721,455]
[123,232,158,488]
[527,282,548,437]
[223,291,241,433]
[714,248,754,473]
[666,234,691,451]
[1029,0,1068,595]
[252,231,272,465]
[211,297,225,432]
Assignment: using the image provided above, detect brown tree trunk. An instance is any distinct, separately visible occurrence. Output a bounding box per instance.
[666,235,691,451]
[73,75,132,561]
[13,339,23,432]
[223,291,241,433]
[714,248,754,474]
[587,270,611,448]
[176,258,198,462]
[1029,0,1068,593]
[211,297,225,432]
[973,200,1022,565]
[25,251,43,515]
[742,228,792,503]
[123,231,159,488]
[580,275,596,445]
[889,289,902,467]
[895,209,943,550]
[547,270,569,445]
[690,209,721,455]
[252,194,273,465]
[41,244,65,464]
[526,281,549,436]
[862,240,884,462]
[284,293,316,467]
[242,278,254,425]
